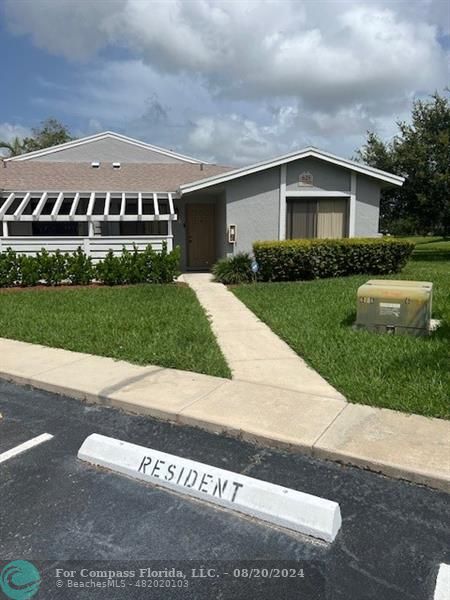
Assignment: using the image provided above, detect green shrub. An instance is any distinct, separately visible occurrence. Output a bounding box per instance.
[119,247,143,284]
[145,242,181,283]
[0,243,181,288]
[66,247,94,285]
[36,249,67,285]
[19,255,40,287]
[0,249,20,287]
[253,238,415,282]
[212,253,253,284]
[95,250,124,286]
[94,244,180,286]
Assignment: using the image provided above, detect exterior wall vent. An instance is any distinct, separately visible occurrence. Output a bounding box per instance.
[112,162,121,169]
[91,161,100,168]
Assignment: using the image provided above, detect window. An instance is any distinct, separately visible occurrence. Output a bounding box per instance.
[287,198,348,239]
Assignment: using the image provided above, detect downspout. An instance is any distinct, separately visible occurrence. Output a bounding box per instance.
[349,172,357,237]
[278,164,287,240]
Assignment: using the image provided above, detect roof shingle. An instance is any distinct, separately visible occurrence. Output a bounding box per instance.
[0,162,232,192]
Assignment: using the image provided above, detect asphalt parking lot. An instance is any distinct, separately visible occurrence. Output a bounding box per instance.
[0,379,448,599]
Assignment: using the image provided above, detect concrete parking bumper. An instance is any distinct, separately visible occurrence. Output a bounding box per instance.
[0,337,449,492]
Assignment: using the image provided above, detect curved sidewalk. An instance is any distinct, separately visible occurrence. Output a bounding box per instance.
[0,336,448,492]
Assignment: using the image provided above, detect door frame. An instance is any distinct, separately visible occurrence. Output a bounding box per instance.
[185,203,216,270]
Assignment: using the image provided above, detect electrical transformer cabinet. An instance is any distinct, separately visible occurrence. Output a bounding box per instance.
[356,280,433,336]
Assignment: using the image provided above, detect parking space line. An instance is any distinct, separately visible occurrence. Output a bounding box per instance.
[0,433,54,464]
[434,564,450,600]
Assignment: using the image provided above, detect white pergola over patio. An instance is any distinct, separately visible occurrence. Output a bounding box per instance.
[0,191,177,259]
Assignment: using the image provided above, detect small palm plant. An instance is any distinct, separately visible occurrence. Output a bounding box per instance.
[212,253,253,284]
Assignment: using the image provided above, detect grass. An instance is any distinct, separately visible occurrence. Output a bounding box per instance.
[233,238,450,419]
[404,236,450,262]
[0,284,231,378]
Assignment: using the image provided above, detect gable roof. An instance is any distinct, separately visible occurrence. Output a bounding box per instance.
[5,131,205,165]
[179,146,405,193]
[0,161,231,193]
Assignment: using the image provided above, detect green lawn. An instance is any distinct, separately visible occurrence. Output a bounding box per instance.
[233,239,450,419]
[0,284,231,378]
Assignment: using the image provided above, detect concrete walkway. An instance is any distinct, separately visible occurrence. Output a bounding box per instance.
[1,337,449,492]
[182,273,344,400]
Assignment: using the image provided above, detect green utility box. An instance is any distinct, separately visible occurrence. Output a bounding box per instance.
[355,280,433,336]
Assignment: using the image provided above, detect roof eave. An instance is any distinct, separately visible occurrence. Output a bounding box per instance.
[179,148,404,194]
[4,131,206,165]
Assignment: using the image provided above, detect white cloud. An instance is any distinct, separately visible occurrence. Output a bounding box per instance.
[3,0,448,164]
[0,122,31,142]
[4,0,126,60]
[5,0,446,104]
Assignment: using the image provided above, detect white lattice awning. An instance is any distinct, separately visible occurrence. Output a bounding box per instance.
[0,191,177,221]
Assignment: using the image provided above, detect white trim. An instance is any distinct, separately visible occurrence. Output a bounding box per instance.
[69,192,80,219]
[180,147,404,193]
[153,192,159,217]
[103,191,111,220]
[86,191,96,217]
[1,191,178,222]
[286,190,350,198]
[6,131,205,164]
[13,192,31,218]
[0,192,16,218]
[0,433,53,464]
[3,214,177,222]
[167,219,173,247]
[120,192,126,218]
[349,172,357,237]
[51,192,64,220]
[32,192,48,218]
[167,192,174,216]
[2,221,8,237]
[0,236,174,261]
[3,189,177,195]
[279,164,287,240]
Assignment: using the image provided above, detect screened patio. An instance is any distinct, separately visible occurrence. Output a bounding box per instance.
[0,191,177,260]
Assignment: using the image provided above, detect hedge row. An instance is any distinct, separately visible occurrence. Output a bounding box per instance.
[252,238,415,282]
[0,244,180,287]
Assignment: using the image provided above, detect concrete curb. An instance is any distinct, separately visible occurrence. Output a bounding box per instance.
[78,433,342,542]
[1,338,449,493]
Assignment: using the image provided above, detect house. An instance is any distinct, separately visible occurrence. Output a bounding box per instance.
[0,131,404,270]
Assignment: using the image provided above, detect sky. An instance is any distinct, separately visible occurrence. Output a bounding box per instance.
[0,0,448,166]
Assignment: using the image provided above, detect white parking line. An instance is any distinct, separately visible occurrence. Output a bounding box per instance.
[0,433,54,464]
[434,564,450,600]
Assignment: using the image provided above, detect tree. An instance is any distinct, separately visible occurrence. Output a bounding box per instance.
[0,118,74,158]
[356,91,450,235]
[0,136,27,157]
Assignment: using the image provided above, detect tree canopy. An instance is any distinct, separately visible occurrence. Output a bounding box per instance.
[356,91,450,235]
[0,118,74,157]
